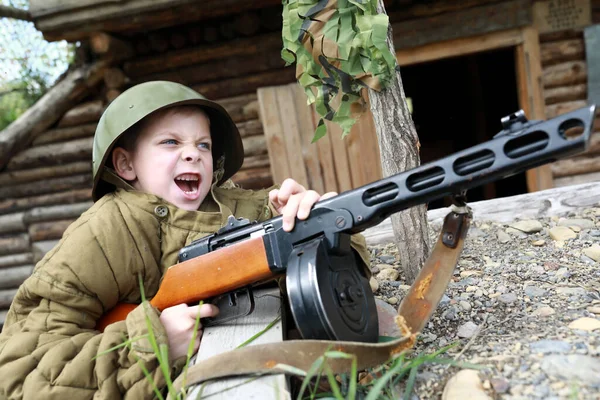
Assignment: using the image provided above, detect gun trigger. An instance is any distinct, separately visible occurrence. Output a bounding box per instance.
[202,287,255,327]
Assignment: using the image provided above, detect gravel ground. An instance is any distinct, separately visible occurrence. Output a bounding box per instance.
[368,206,600,399]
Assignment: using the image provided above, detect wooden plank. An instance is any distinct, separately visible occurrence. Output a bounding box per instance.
[0,213,25,235]
[540,38,585,66]
[313,109,339,194]
[552,154,600,177]
[346,98,382,188]
[293,84,325,194]
[258,87,291,185]
[554,170,600,187]
[363,181,600,246]
[584,24,600,106]
[392,0,531,51]
[516,26,554,192]
[546,99,588,118]
[0,289,17,309]
[275,85,309,188]
[0,162,92,186]
[187,287,289,399]
[0,234,29,257]
[543,60,588,88]
[0,174,92,199]
[533,0,592,34]
[326,120,353,193]
[32,124,96,146]
[544,83,587,105]
[0,188,92,216]
[397,27,524,66]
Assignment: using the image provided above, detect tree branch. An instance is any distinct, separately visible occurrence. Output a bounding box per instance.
[0,5,32,22]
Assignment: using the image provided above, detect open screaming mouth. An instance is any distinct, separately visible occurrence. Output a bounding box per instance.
[174,174,200,194]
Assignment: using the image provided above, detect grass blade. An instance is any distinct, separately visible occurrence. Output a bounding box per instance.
[236,315,281,348]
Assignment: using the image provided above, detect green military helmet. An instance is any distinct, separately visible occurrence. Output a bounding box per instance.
[92,81,244,201]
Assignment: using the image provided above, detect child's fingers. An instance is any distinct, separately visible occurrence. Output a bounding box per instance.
[282,194,302,231]
[187,304,219,320]
[320,191,338,201]
[268,188,280,205]
[297,190,321,220]
[278,179,305,204]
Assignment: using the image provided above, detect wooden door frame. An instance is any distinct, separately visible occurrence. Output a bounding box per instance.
[396,26,553,192]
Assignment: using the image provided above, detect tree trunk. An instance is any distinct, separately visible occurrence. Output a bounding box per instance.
[368,1,429,283]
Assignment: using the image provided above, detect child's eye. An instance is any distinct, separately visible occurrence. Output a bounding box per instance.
[198,142,211,151]
[162,139,177,145]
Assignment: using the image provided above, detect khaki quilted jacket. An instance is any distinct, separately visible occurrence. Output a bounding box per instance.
[0,184,369,399]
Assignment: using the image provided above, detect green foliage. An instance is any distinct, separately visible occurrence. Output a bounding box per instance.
[282,0,397,141]
[0,0,73,130]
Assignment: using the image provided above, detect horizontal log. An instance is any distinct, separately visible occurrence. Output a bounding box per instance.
[545,100,588,119]
[90,32,135,62]
[0,265,34,290]
[235,11,261,36]
[32,240,59,263]
[542,61,587,89]
[57,100,104,128]
[0,253,33,269]
[0,61,105,171]
[0,188,92,216]
[0,288,17,309]
[32,123,96,146]
[24,202,91,224]
[0,212,25,235]
[0,161,92,186]
[540,39,585,66]
[169,31,187,49]
[0,174,93,200]
[34,0,282,42]
[217,94,259,123]
[554,171,600,188]
[543,84,587,105]
[132,49,285,88]
[106,89,121,103]
[242,135,267,157]
[231,167,273,190]
[104,68,129,89]
[0,310,7,327]
[192,68,296,102]
[29,219,75,242]
[241,154,270,170]
[539,29,584,43]
[6,137,93,171]
[584,132,600,156]
[237,119,263,138]
[552,155,600,178]
[0,234,29,256]
[123,32,282,78]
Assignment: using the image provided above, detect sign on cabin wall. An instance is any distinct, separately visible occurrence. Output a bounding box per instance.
[534,0,592,33]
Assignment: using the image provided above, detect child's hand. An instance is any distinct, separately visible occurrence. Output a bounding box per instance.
[269,178,337,232]
[159,303,219,361]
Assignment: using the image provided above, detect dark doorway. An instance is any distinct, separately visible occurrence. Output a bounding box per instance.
[401,48,527,209]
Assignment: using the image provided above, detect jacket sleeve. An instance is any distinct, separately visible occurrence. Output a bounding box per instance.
[0,204,180,400]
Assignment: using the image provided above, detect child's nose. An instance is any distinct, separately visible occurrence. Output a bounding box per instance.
[182,146,201,162]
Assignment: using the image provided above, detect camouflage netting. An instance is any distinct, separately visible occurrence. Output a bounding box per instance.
[282,0,397,141]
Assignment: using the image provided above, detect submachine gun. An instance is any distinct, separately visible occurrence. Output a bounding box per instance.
[97,106,596,342]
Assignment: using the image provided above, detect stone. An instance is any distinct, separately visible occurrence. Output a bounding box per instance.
[387,296,398,305]
[541,355,600,386]
[568,317,600,331]
[524,285,546,297]
[442,369,492,400]
[457,321,479,338]
[498,293,517,304]
[497,230,511,243]
[583,244,600,262]
[510,220,543,233]
[532,306,555,317]
[490,377,510,394]
[506,228,528,238]
[587,306,600,314]
[369,277,379,293]
[377,268,399,282]
[459,300,472,312]
[532,240,546,246]
[558,218,595,229]
[548,226,577,241]
[530,340,572,354]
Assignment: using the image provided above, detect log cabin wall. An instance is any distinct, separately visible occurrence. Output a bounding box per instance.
[540,0,600,187]
[1,0,598,327]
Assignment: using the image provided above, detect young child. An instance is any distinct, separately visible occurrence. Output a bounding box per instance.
[0,81,370,399]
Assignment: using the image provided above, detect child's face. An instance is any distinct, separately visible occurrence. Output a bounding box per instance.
[114,108,214,211]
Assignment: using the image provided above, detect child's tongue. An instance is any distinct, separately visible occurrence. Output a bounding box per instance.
[175,179,198,193]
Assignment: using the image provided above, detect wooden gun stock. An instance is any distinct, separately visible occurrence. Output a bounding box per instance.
[96,236,275,332]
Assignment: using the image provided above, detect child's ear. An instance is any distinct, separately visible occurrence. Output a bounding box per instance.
[111,147,137,181]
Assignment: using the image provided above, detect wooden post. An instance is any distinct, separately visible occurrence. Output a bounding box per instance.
[516,26,554,192]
